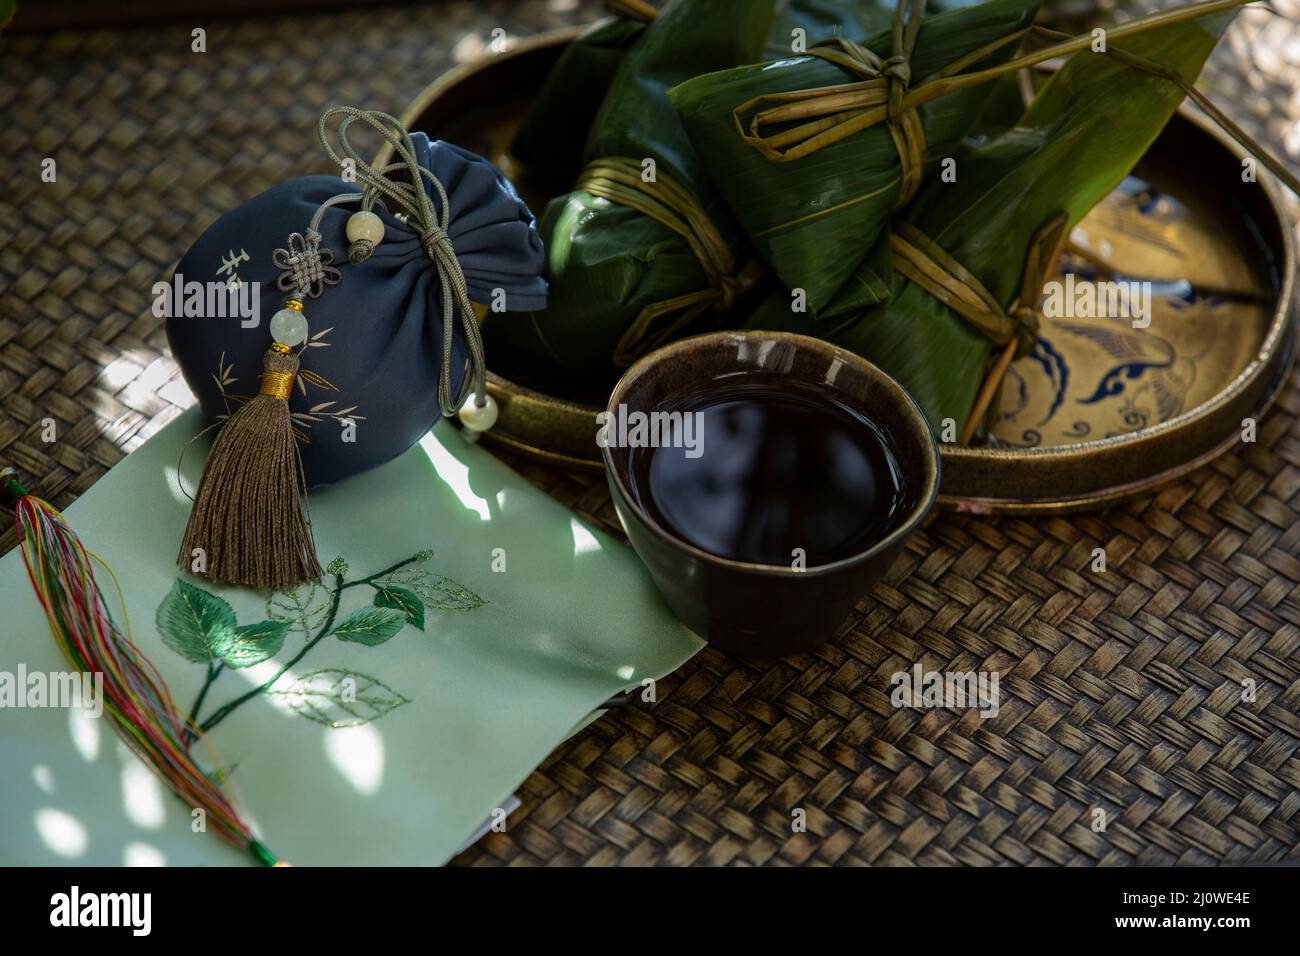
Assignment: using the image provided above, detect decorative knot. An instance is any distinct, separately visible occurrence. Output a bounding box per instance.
[714,274,741,312]
[420,226,456,263]
[272,230,341,298]
[880,54,911,84]
[1009,303,1042,355]
[880,53,911,121]
[742,22,927,206]
[890,213,1067,359]
[348,239,374,265]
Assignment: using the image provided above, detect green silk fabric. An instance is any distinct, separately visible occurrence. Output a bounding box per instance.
[0,409,701,865]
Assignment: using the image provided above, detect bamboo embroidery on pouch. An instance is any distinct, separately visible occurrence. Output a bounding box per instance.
[210,326,367,445]
[159,549,486,741]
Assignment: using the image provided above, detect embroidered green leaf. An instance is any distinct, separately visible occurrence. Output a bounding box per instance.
[157,580,238,663]
[386,568,486,613]
[218,621,289,669]
[268,669,411,728]
[266,582,330,639]
[421,574,486,613]
[326,556,349,577]
[330,607,406,645]
[373,585,425,631]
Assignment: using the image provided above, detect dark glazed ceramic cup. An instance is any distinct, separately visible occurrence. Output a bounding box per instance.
[602,331,940,658]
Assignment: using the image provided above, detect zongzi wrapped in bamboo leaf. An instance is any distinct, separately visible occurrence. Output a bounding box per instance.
[511,10,652,186]
[510,0,907,191]
[669,0,1043,319]
[486,0,777,388]
[776,6,1240,430]
[768,0,1004,60]
[767,0,896,56]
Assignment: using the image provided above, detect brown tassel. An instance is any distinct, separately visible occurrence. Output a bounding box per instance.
[179,343,322,589]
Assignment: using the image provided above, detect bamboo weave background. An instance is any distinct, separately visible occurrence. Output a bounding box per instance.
[1,0,1297,865]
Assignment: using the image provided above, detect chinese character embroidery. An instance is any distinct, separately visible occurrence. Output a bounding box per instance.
[217,248,250,289]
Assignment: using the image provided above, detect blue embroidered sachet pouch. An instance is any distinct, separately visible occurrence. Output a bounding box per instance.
[166,133,546,487]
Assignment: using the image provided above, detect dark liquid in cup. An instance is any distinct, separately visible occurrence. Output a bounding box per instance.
[627,376,907,567]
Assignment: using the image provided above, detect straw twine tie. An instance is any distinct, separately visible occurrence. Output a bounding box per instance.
[578,157,763,365]
[733,0,927,207]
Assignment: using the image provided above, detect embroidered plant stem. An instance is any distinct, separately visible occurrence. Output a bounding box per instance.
[181,552,459,737]
[196,573,348,735]
[340,554,427,591]
[183,661,225,747]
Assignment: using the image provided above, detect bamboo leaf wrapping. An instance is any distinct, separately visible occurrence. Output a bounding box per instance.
[668,0,1042,319]
[768,0,897,54]
[509,0,911,192]
[486,0,777,386]
[769,0,1005,57]
[811,10,1239,430]
[512,16,649,187]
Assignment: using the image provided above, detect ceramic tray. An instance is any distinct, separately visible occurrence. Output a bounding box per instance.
[384,25,1298,515]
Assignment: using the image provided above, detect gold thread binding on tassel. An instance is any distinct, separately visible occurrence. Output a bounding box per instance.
[260,344,296,400]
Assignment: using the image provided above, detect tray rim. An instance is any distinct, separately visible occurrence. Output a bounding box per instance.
[390,23,1299,513]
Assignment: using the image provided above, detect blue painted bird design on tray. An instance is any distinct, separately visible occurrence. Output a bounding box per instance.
[991,174,1273,448]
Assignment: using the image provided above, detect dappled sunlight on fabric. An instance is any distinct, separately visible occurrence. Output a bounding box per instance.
[324,724,384,796]
[124,842,166,867]
[527,628,642,686]
[35,807,88,858]
[569,517,603,558]
[226,656,286,691]
[419,432,490,520]
[237,662,306,721]
[33,764,56,795]
[164,464,196,508]
[68,706,101,762]
[119,752,166,830]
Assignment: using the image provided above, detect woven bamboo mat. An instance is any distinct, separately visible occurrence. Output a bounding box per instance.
[2,1,1298,866]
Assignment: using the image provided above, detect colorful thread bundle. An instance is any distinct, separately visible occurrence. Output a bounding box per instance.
[3,467,280,866]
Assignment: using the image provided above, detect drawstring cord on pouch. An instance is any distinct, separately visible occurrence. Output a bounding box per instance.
[312,106,489,418]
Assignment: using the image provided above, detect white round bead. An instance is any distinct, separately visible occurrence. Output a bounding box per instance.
[269,308,309,347]
[458,393,498,432]
[346,210,385,245]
